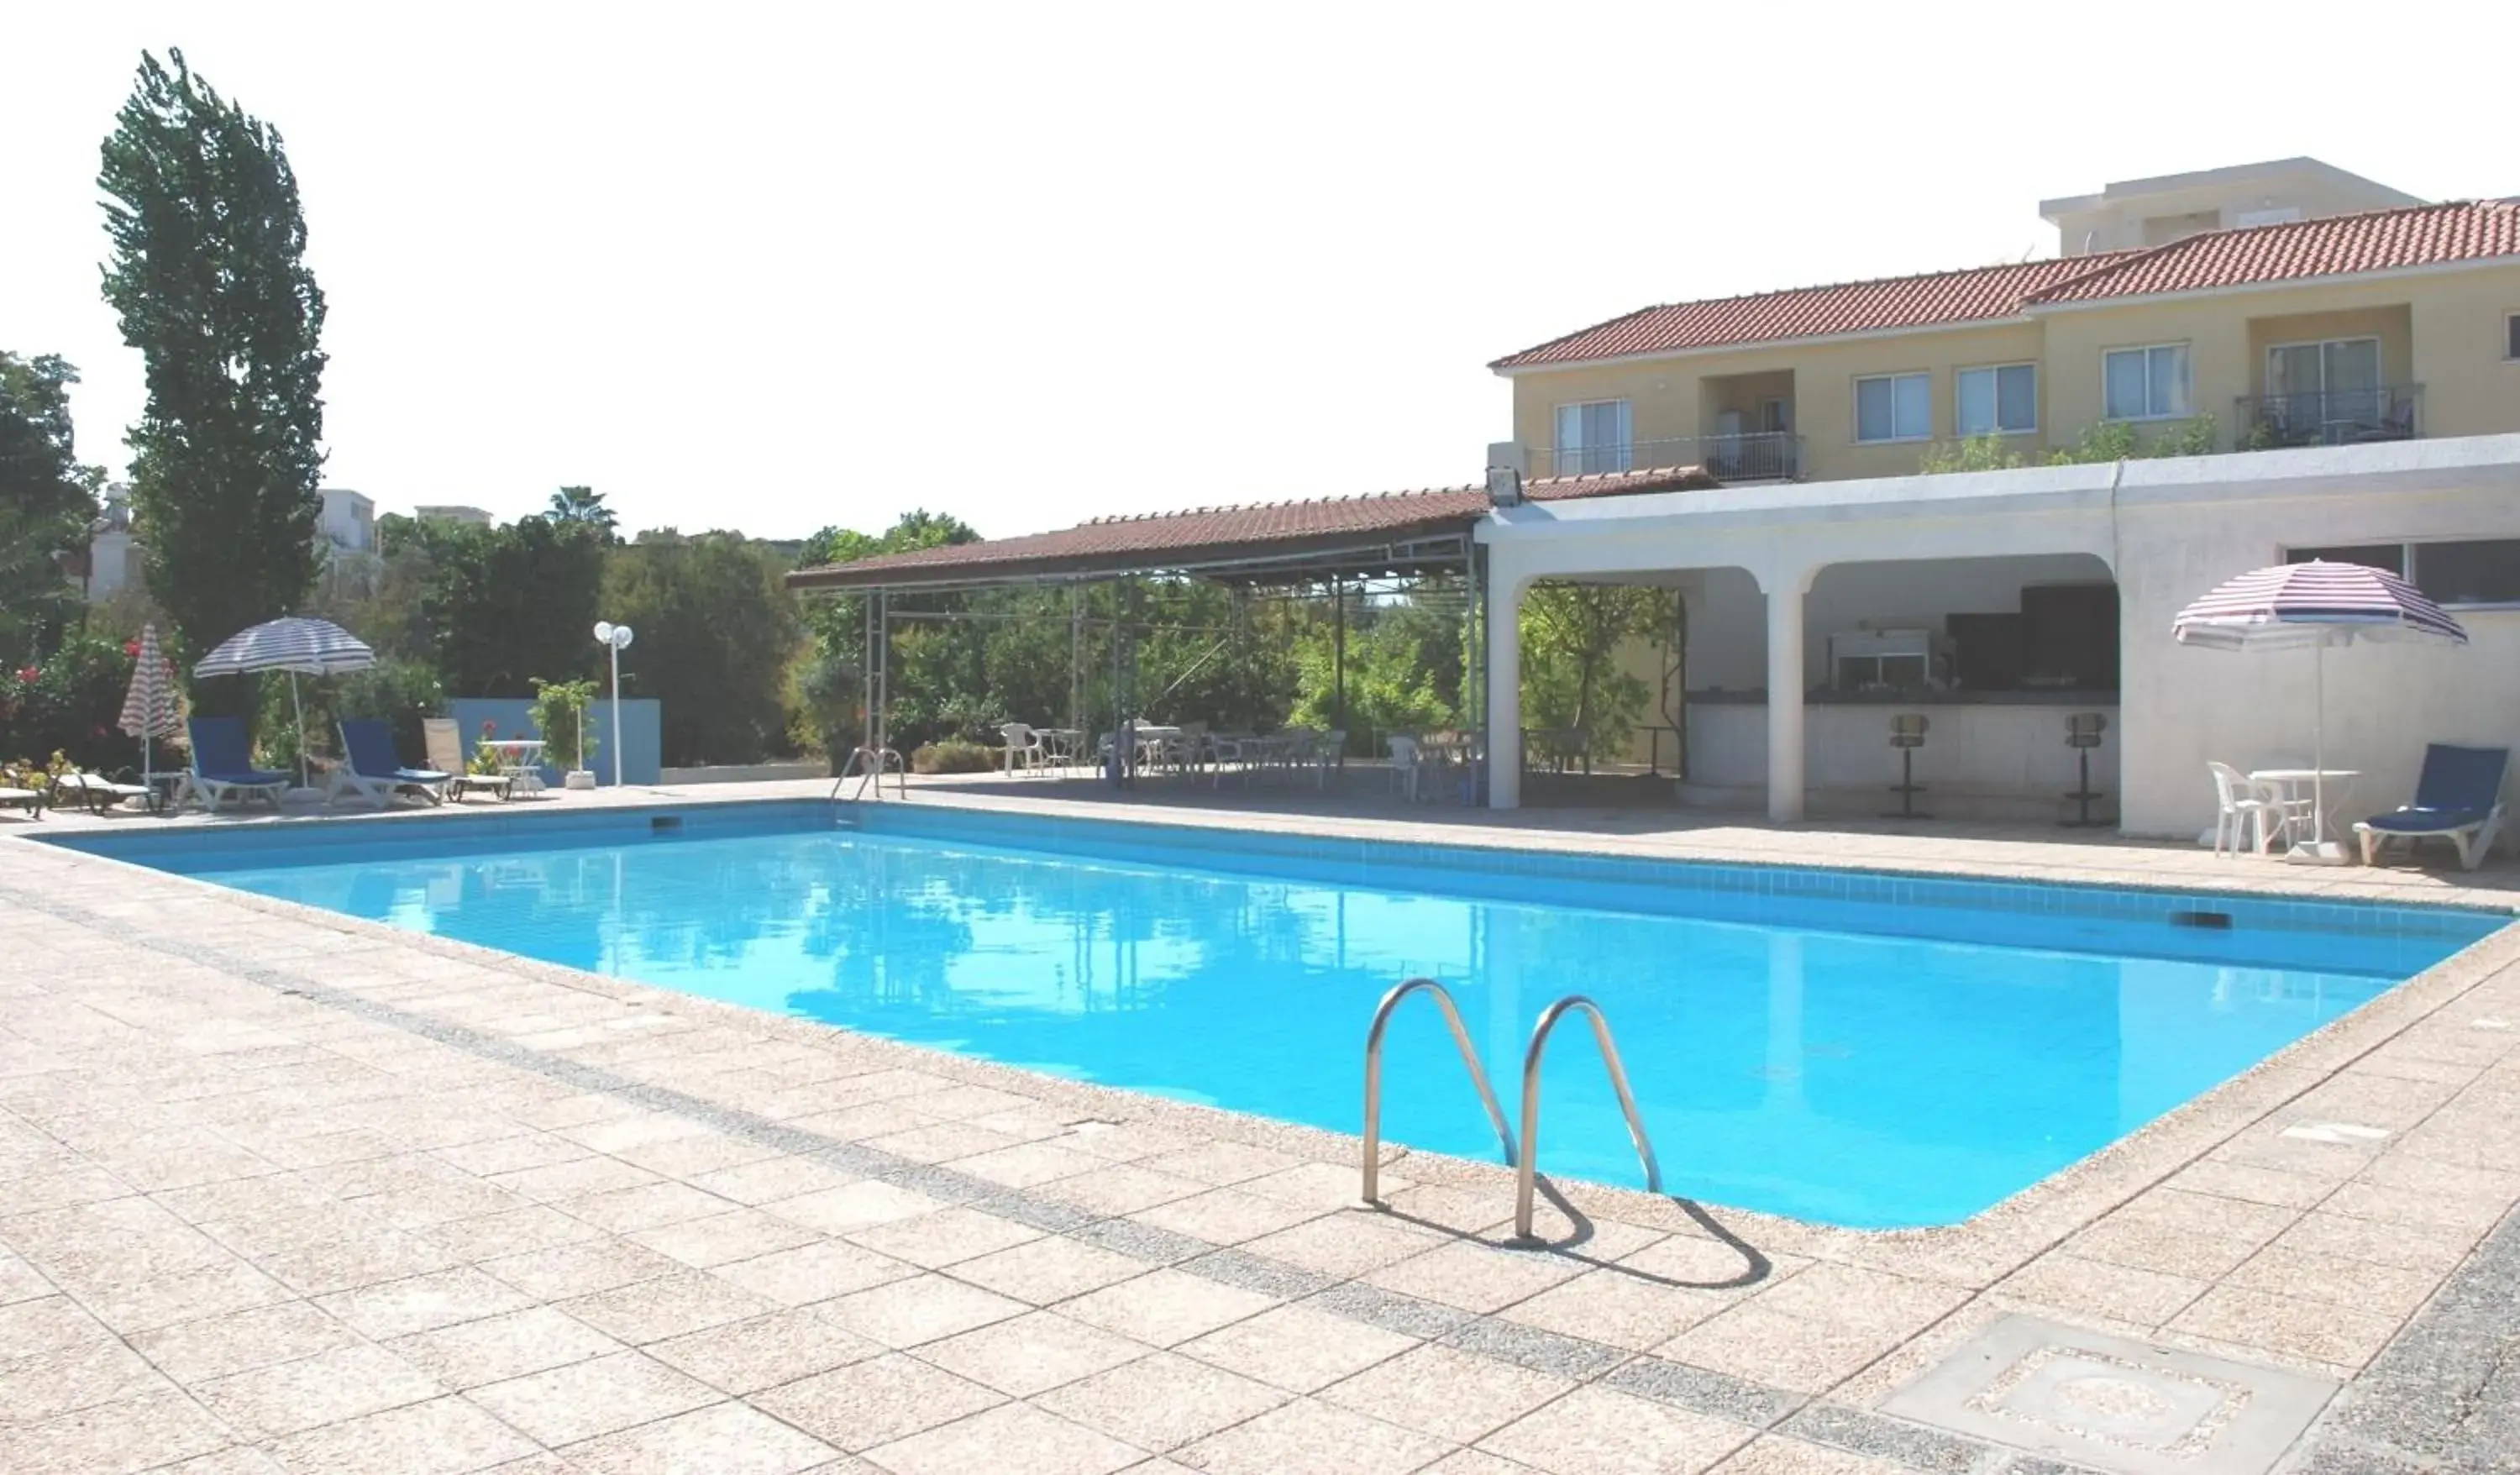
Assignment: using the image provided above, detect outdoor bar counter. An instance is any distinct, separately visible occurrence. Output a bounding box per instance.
[1680,690,2120,821]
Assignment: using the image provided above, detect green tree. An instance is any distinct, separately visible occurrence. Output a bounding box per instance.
[547,485,617,532]
[794,511,981,758]
[379,512,606,696]
[0,353,103,658]
[602,530,802,765]
[99,50,328,717]
[1520,583,1667,763]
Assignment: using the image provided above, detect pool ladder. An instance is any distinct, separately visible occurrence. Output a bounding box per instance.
[830,744,906,804]
[1359,979,1662,1241]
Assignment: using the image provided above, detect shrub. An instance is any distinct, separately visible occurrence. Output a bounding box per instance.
[254,657,447,774]
[0,634,138,772]
[528,676,601,773]
[909,738,997,774]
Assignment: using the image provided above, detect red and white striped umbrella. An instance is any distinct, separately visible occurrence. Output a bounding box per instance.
[2172,560,2469,861]
[2171,559,2468,651]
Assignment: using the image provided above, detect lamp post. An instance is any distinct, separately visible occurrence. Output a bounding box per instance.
[592,621,633,788]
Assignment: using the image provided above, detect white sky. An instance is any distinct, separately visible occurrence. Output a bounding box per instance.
[5,3,2512,543]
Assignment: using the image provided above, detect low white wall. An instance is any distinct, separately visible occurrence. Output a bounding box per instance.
[658,761,827,785]
[1687,702,2118,819]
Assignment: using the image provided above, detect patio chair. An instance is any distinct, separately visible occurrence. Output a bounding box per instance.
[2354,744,2510,871]
[185,717,291,813]
[1310,729,1346,790]
[999,722,1046,777]
[423,717,515,802]
[2207,762,2281,858]
[332,719,452,807]
[0,761,45,820]
[1387,736,1421,800]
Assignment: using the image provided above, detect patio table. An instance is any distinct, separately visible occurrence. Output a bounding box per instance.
[1037,728,1087,769]
[2250,767,2359,849]
[486,738,548,795]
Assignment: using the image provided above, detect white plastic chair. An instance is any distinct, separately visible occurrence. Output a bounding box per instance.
[1387,736,1420,800]
[999,722,1045,776]
[1311,729,1345,790]
[2208,761,2281,857]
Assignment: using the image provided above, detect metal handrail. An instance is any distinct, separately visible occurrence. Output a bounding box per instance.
[830,744,905,803]
[1360,978,1517,1206]
[1513,994,1661,1240]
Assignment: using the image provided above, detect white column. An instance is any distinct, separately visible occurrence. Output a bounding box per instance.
[1765,569,1808,821]
[1485,570,1523,810]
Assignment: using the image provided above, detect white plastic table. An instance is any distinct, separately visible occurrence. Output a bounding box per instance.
[2250,768,2359,848]
[486,738,548,795]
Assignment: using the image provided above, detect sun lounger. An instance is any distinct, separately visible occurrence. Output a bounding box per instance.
[0,763,44,820]
[331,719,451,807]
[422,717,514,801]
[51,771,151,816]
[2355,743,2510,870]
[185,717,291,813]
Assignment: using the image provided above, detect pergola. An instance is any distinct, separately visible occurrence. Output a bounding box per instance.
[783,466,1715,790]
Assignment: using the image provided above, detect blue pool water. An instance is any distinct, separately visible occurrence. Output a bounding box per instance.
[50,803,2504,1228]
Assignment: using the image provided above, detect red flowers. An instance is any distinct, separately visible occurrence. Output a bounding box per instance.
[480,718,496,737]
[14,667,38,685]
[123,640,141,658]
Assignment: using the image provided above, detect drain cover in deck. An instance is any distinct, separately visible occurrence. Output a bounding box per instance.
[1882,1315,2337,1475]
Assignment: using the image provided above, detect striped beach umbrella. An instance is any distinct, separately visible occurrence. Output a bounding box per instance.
[2173,560,2469,861]
[194,617,376,789]
[118,623,184,786]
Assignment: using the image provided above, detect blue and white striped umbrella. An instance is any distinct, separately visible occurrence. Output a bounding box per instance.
[193,617,376,790]
[192,617,376,678]
[2172,560,2468,860]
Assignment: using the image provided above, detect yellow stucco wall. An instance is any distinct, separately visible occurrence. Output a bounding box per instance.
[1509,260,2520,475]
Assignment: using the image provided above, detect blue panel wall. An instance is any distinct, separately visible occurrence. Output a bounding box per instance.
[447,697,661,786]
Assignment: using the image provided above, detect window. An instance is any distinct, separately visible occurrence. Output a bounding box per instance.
[2506,313,2520,361]
[1956,364,2037,436]
[1855,373,1930,443]
[2267,337,2382,426]
[2288,539,2520,607]
[1553,400,1631,475]
[2103,343,2191,420]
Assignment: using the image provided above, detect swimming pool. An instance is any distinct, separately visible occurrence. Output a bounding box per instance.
[48,801,2506,1228]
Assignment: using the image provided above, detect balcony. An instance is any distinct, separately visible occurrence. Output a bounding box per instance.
[1534,433,1803,483]
[2234,386,2423,449]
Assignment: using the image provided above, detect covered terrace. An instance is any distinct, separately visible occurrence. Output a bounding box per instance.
[782,465,1715,803]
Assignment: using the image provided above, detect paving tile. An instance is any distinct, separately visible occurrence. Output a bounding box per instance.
[316,1267,536,1340]
[751,1352,1004,1452]
[1238,1161,1408,1210]
[465,1348,719,1446]
[558,1266,776,1344]
[257,1227,466,1296]
[920,1310,1152,1396]
[1420,1451,1549,1474]
[611,1129,781,1179]
[0,1338,173,1426]
[690,1155,864,1206]
[0,1293,118,1357]
[1478,1384,1754,1474]
[844,1205,1046,1269]
[1176,1397,1453,1475]
[1137,1141,1306,1188]
[864,1399,1148,1475]
[1058,1266,1278,1346]
[265,1394,538,1475]
[859,1120,1025,1165]
[0,1251,55,1307]
[1240,1213,1452,1279]
[2060,1215,2265,1282]
[199,1340,446,1437]
[2225,1243,2445,1320]
[1705,1435,1903,1472]
[1037,1164,1215,1217]
[1365,1239,1588,1314]
[123,1299,360,1383]
[84,1259,298,1334]
[2163,1159,2337,1210]
[0,1386,238,1474]
[646,1307,880,1394]
[425,1205,606,1262]
[478,1237,686,1300]
[1995,1252,2210,1327]
[715,1239,916,1308]
[2167,1283,2403,1368]
[1035,1350,1289,1451]
[818,1272,1030,1347]
[942,1140,1106,1190]
[1499,1266,1730,1351]
[386,1305,626,1388]
[1179,1302,1419,1394]
[1655,1303,1899,1395]
[1128,1187,1325,1247]
[483,1154,663,1203]
[559,1399,838,1474]
[2267,1210,2481,1273]
[761,1182,946,1236]
[1321,1342,1576,1444]
[429,1132,592,1178]
[559,1180,740,1235]
[952,1236,1147,1304]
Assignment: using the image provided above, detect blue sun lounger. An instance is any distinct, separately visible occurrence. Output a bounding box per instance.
[184,717,291,813]
[2355,743,2509,871]
[330,718,452,807]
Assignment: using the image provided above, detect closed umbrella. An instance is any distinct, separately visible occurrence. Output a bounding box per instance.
[117,623,184,791]
[2172,559,2468,863]
[192,617,376,790]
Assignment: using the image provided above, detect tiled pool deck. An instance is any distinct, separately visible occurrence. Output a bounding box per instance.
[2,779,2515,1473]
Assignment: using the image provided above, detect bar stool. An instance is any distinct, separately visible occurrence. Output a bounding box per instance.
[1884,713,1929,820]
[2061,711,2109,827]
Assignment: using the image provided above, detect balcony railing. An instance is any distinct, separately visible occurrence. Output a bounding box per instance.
[1534,433,1803,483]
[2234,386,2423,449]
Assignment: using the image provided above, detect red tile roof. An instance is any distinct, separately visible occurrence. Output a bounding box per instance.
[1492,201,2520,370]
[1488,256,2133,370]
[2022,200,2520,304]
[786,465,1717,592]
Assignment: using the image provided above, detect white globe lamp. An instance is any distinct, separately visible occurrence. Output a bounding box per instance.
[591,621,634,789]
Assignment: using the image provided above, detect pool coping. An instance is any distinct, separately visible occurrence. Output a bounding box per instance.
[14,786,2519,1277]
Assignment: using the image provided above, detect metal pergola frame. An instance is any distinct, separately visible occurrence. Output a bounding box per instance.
[812,532,1488,797]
